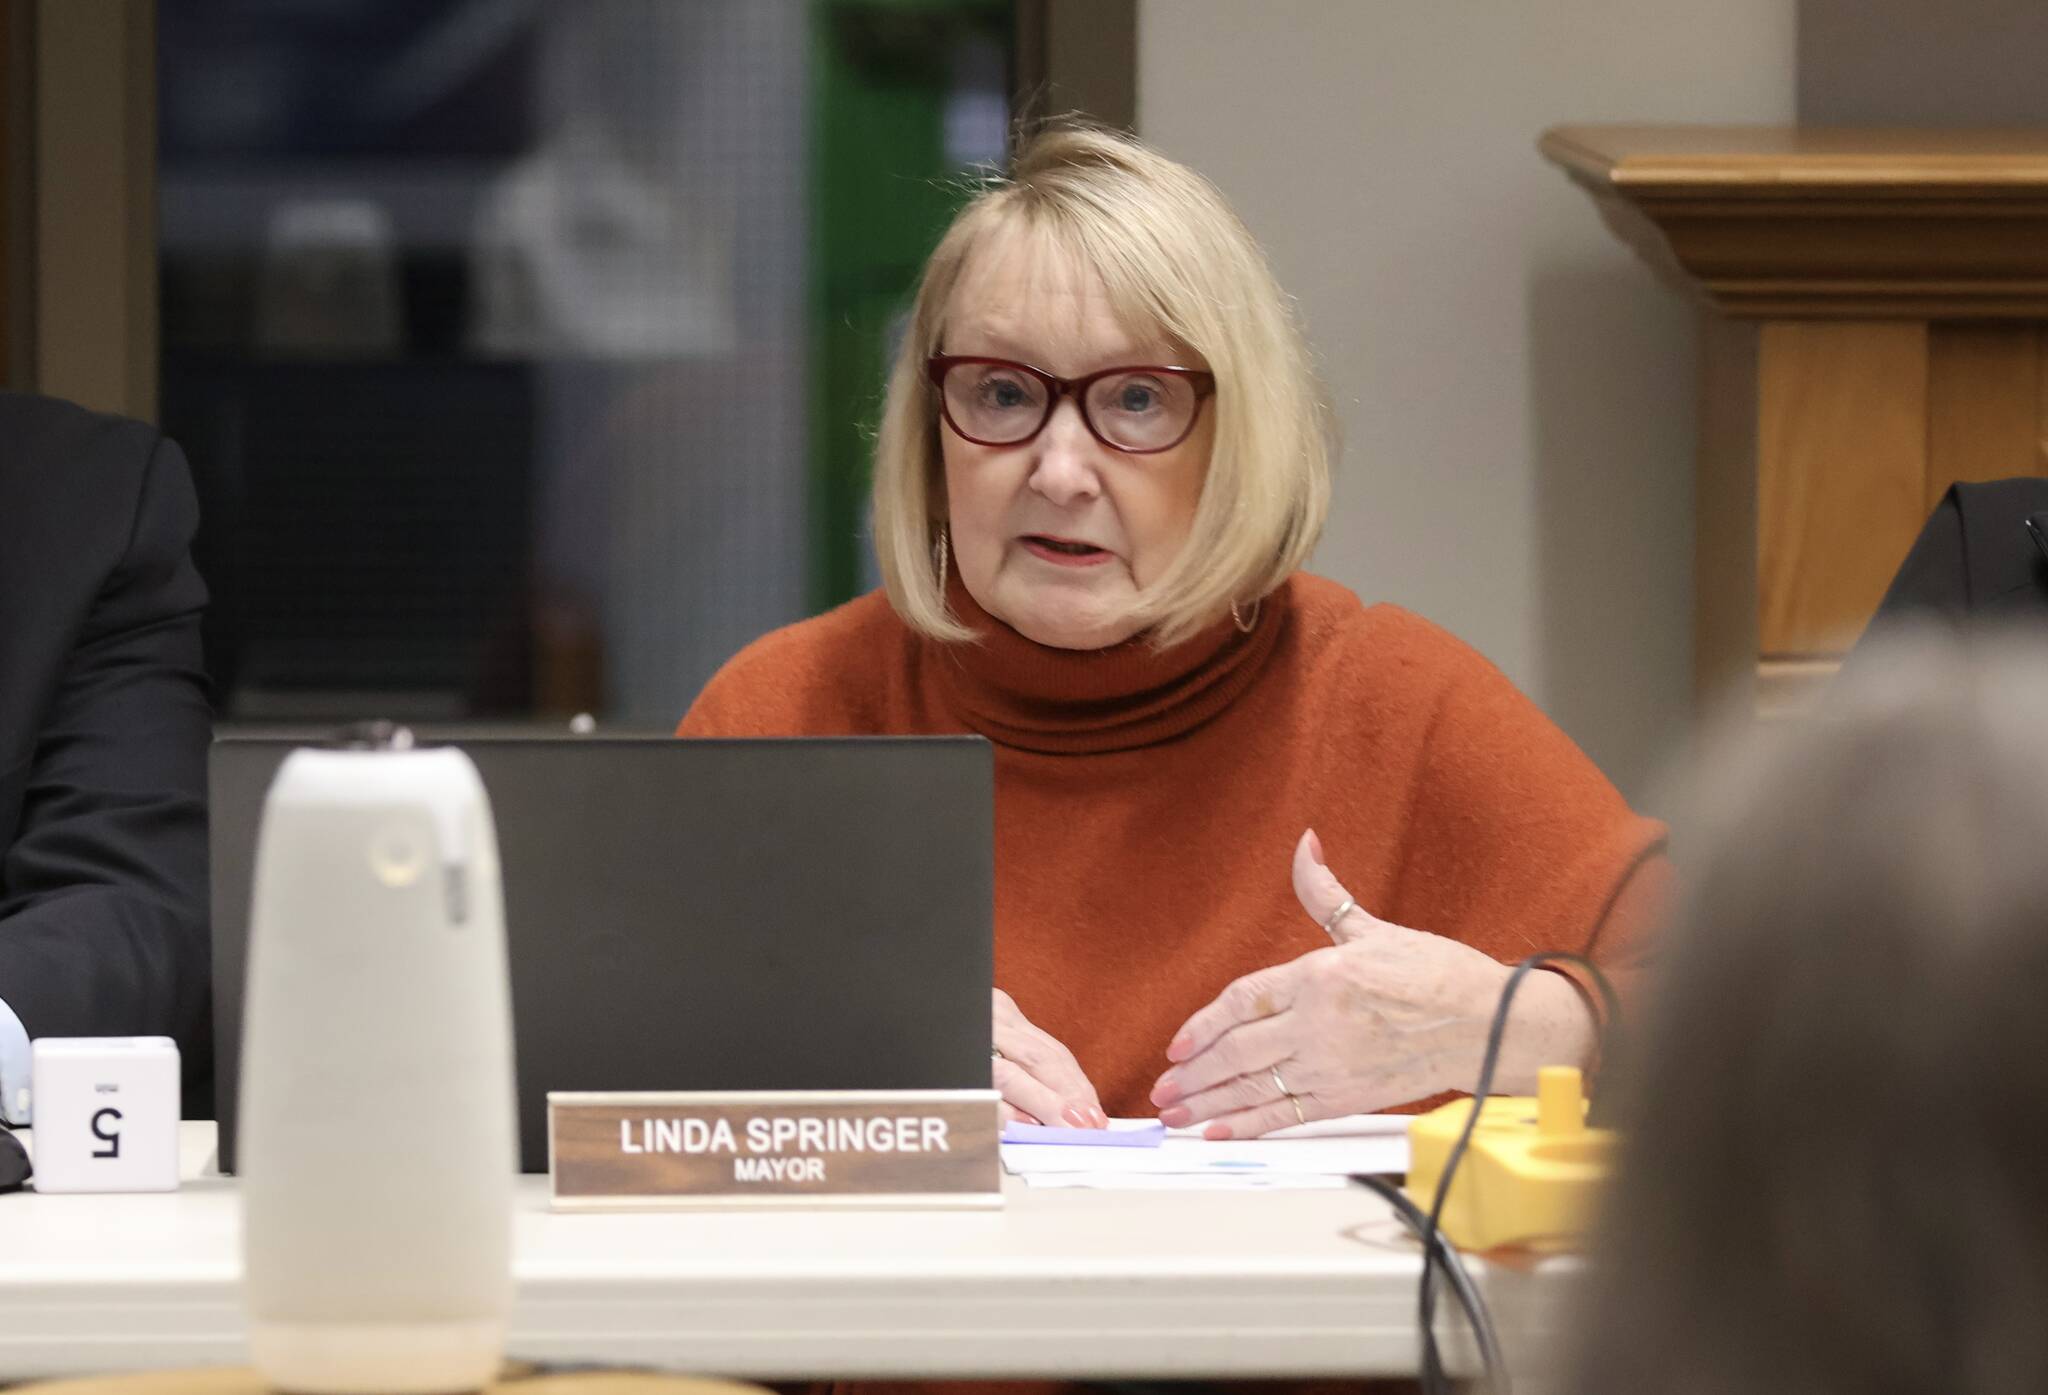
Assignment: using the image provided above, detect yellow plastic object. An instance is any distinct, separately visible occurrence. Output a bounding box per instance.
[1403,1066,1616,1252]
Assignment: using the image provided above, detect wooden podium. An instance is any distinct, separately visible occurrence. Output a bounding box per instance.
[1541,126,2048,716]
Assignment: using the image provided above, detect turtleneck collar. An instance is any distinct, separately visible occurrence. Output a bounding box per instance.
[929,569,1290,755]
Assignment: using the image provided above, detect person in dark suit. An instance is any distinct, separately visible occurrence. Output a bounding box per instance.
[0,392,212,1123]
[1866,477,2048,624]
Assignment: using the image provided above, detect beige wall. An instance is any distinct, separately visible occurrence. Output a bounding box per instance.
[1138,1,1794,804]
[1801,0,2048,125]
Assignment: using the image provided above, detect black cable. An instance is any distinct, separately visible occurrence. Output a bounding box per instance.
[1352,1172,1505,1387]
[1409,951,1620,1395]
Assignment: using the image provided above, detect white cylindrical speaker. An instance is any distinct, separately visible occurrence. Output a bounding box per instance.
[239,740,517,1394]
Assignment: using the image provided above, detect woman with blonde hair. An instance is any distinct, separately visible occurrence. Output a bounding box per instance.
[680,123,1665,1133]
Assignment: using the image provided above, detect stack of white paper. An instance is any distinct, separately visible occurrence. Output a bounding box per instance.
[999,1114,1410,1190]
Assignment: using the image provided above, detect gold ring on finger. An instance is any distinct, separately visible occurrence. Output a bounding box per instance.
[1271,1064,1308,1128]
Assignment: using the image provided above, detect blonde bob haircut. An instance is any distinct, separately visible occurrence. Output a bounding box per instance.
[871,122,1333,648]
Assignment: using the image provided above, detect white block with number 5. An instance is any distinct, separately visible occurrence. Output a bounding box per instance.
[28,1037,181,1193]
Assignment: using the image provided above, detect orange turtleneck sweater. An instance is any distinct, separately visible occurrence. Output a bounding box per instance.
[677,570,1665,1118]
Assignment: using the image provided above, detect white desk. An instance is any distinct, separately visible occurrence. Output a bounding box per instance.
[0,1124,1574,1382]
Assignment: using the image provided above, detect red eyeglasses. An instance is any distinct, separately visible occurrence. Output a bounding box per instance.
[926,354,1216,454]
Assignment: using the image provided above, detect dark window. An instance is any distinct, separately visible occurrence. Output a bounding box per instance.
[160,0,1014,725]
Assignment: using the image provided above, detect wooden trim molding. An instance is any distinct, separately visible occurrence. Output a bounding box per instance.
[1754,320,1928,656]
[1540,125,2048,319]
[1547,125,2048,721]
[31,0,155,419]
[1013,0,1135,134]
[0,0,32,389]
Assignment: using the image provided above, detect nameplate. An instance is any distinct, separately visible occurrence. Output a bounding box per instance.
[547,1089,1003,1210]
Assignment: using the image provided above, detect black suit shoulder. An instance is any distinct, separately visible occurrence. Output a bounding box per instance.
[0,393,207,762]
[0,388,160,461]
[1867,477,2048,625]
[0,390,166,542]
[0,393,213,1111]
[1950,478,2048,613]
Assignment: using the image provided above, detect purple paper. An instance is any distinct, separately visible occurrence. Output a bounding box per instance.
[1000,1119,1168,1147]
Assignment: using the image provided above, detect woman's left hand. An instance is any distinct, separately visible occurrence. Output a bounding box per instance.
[1149,829,1594,1139]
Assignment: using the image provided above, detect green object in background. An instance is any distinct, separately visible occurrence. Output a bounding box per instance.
[807,0,1014,612]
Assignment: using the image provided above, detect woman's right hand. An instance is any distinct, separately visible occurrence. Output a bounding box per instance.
[993,988,1107,1128]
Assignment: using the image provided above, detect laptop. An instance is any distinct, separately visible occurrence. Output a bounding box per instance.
[210,735,994,1173]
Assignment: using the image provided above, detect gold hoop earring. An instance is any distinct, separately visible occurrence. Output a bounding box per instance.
[1230,597,1260,634]
[933,528,949,587]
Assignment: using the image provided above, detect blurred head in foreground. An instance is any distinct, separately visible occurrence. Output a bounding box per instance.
[1571,626,2048,1395]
